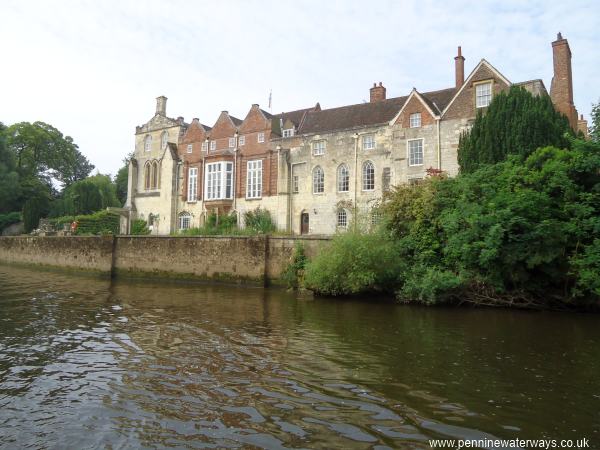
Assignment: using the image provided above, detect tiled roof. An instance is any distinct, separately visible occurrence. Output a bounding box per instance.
[299,96,408,135]
[420,88,456,115]
[260,109,273,119]
[273,106,317,129]
[230,116,243,126]
[298,88,456,135]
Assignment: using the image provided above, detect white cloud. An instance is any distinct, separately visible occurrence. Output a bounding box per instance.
[0,0,597,176]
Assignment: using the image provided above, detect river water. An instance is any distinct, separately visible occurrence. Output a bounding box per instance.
[0,265,598,449]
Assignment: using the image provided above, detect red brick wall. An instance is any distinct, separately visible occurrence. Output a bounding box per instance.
[394,95,436,127]
[443,64,510,120]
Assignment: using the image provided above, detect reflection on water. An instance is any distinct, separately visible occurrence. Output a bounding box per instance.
[0,264,599,449]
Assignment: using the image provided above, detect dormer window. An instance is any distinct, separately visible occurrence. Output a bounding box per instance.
[210,141,216,151]
[409,113,421,128]
[144,135,152,152]
[257,132,265,143]
[476,82,493,108]
[229,137,236,148]
[282,128,295,138]
[161,131,168,149]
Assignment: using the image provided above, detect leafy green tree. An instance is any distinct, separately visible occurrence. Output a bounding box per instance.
[86,174,120,209]
[0,122,22,213]
[115,164,129,206]
[5,121,93,185]
[458,86,572,173]
[590,99,600,143]
[22,195,50,233]
[70,181,102,215]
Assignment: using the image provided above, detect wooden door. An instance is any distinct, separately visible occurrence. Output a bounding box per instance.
[300,212,309,234]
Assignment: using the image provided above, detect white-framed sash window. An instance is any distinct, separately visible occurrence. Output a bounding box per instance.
[205,162,233,200]
[246,160,263,199]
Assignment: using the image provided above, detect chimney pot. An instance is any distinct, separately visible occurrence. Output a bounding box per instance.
[369,82,386,102]
[454,46,465,89]
[557,32,563,40]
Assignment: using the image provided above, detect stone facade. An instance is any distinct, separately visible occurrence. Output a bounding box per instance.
[125,35,587,235]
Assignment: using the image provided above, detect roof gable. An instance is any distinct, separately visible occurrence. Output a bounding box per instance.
[239,104,271,133]
[136,113,181,134]
[389,89,439,125]
[442,59,511,118]
[181,119,209,143]
[210,111,239,138]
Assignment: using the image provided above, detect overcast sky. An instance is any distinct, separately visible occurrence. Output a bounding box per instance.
[1,0,598,176]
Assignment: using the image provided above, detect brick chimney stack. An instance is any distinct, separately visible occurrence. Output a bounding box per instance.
[454,46,465,89]
[156,96,167,116]
[550,33,578,130]
[370,82,386,102]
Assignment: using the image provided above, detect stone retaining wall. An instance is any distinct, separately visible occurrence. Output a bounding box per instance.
[0,235,331,284]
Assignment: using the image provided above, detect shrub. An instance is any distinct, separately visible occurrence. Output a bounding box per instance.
[23,197,50,233]
[280,243,308,289]
[244,207,276,234]
[0,212,21,232]
[304,229,404,296]
[382,138,600,308]
[180,212,238,235]
[130,219,150,235]
[75,210,119,235]
[50,211,119,235]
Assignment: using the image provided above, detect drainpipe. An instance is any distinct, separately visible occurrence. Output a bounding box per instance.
[436,118,442,170]
[233,131,238,213]
[353,132,359,231]
[202,150,207,226]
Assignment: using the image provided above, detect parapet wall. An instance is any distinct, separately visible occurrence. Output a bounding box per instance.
[0,235,331,284]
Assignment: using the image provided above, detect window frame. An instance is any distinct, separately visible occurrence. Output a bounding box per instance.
[282,128,294,138]
[210,140,216,151]
[362,160,375,191]
[257,132,265,143]
[239,135,245,146]
[407,139,424,166]
[144,135,152,152]
[204,161,234,200]
[161,131,168,149]
[229,137,236,148]
[179,212,191,230]
[187,167,198,202]
[337,209,348,228]
[312,140,326,156]
[201,141,208,152]
[409,113,421,128]
[186,144,193,154]
[337,164,349,192]
[246,159,263,199]
[362,134,375,151]
[292,175,299,193]
[312,166,324,194]
[475,81,493,108]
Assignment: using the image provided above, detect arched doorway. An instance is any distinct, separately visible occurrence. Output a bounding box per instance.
[300,211,309,235]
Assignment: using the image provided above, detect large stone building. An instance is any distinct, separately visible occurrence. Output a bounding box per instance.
[125,34,588,235]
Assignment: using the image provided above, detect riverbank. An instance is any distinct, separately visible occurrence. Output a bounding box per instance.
[0,235,330,285]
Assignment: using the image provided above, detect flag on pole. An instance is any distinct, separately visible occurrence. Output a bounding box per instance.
[268,89,272,110]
